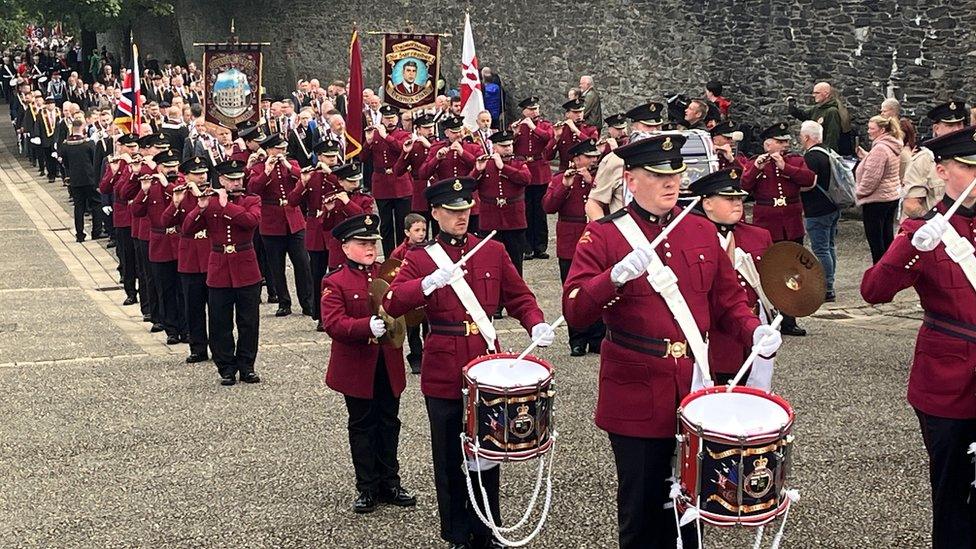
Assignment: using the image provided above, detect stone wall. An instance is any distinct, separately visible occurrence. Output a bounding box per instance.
[102,0,976,133]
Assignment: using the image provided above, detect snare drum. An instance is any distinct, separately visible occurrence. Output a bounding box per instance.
[462,353,555,462]
[676,386,795,526]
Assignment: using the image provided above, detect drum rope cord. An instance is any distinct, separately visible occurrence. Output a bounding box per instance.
[460,433,557,547]
[752,525,765,549]
[969,443,976,491]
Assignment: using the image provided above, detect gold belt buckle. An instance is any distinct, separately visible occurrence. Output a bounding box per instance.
[664,339,687,359]
[315,209,324,218]
[165,227,177,235]
[279,198,288,206]
[384,168,393,175]
[194,230,207,239]
[464,320,480,336]
[525,156,535,162]
[773,196,787,207]
[496,197,507,207]
[223,244,237,253]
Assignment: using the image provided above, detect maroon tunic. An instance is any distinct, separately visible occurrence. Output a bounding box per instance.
[740,154,814,241]
[543,170,594,259]
[247,158,307,236]
[550,123,599,171]
[513,118,555,185]
[181,193,263,288]
[394,140,433,212]
[130,176,182,262]
[162,193,211,274]
[470,157,531,231]
[287,171,339,252]
[363,128,413,200]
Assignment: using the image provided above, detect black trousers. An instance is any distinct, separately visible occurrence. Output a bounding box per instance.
[608,433,699,549]
[343,355,402,494]
[524,185,549,254]
[559,258,606,350]
[915,409,976,549]
[406,321,428,369]
[68,186,104,239]
[253,231,276,300]
[262,231,313,311]
[495,229,527,275]
[133,238,158,321]
[181,272,208,355]
[39,145,58,180]
[425,396,501,544]
[377,196,411,258]
[309,250,329,321]
[208,282,261,379]
[115,227,137,298]
[150,260,185,337]
[862,200,899,264]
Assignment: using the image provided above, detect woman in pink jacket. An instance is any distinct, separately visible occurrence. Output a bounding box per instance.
[855,115,904,263]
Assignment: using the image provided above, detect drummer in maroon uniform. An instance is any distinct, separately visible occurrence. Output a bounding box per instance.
[688,168,775,386]
[561,135,782,549]
[182,159,263,386]
[741,122,814,336]
[543,138,605,356]
[861,125,976,549]
[291,139,343,330]
[384,178,554,549]
[321,213,416,515]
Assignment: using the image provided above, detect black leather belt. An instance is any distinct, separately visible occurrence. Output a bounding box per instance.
[558,215,587,223]
[211,242,254,253]
[429,320,489,337]
[150,227,179,235]
[923,311,976,344]
[261,198,289,206]
[605,328,692,359]
[756,196,796,207]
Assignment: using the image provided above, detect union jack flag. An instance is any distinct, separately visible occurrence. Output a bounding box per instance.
[114,43,142,135]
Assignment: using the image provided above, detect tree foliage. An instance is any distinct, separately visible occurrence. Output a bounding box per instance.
[1,0,174,36]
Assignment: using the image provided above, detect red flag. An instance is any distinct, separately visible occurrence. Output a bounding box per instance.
[345,29,364,160]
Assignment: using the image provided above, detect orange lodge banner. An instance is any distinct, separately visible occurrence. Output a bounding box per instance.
[381,34,441,110]
[202,44,264,128]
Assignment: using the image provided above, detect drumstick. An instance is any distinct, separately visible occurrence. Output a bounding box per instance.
[509,316,566,367]
[942,175,976,220]
[726,314,783,392]
[446,230,498,284]
[648,196,702,251]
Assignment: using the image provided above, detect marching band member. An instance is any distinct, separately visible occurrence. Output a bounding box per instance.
[320,161,376,271]
[513,96,555,260]
[124,135,167,330]
[182,160,263,386]
[321,213,416,515]
[419,115,483,233]
[599,113,629,156]
[548,97,599,172]
[543,138,605,355]
[290,139,342,330]
[688,168,775,386]
[469,129,531,276]
[99,133,141,306]
[709,120,746,171]
[390,212,429,374]
[394,112,437,225]
[861,125,976,549]
[741,122,815,336]
[234,121,278,304]
[561,135,781,549]
[384,178,554,549]
[162,157,216,363]
[247,134,314,317]
[364,104,414,257]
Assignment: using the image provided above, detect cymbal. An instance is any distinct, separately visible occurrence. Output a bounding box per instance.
[377,257,403,284]
[368,278,407,348]
[757,241,826,318]
[404,308,426,328]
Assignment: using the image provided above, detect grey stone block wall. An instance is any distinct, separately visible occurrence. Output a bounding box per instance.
[101,0,976,133]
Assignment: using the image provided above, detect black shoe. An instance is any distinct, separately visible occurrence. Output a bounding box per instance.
[91,233,107,240]
[220,376,236,386]
[316,322,326,332]
[240,372,261,384]
[267,294,280,304]
[534,251,550,259]
[142,314,153,322]
[123,296,138,306]
[781,325,807,337]
[165,334,180,345]
[107,240,117,248]
[301,309,313,317]
[523,251,535,261]
[275,306,292,317]
[409,360,422,375]
[447,544,468,549]
[76,235,86,243]
[378,486,417,507]
[570,345,586,357]
[185,353,209,364]
[588,341,602,355]
[179,333,190,344]
[353,490,378,514]
[492,310,504,320]
[150,323,165,333]
[825,291,836,303]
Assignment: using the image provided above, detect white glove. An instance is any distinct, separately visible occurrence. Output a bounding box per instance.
[422,266,458,295]
[752,325,783,358]
[610,247,653,286]
[30,136,41,145]
[51,152,59,158]
[102,206,112,216]
[911,213,949,252]
[530,323,555,347]
[746,355,774,392]
[369,315,387,338]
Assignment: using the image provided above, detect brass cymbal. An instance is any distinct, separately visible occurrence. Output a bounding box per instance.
[377,257,403,284]
[757,241,826,318]
[368,278,407,348]
[369,278,388,316]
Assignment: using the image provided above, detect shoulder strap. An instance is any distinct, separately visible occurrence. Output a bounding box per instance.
[940,224,976,294]
[425,243,497,351]
[613,214,711,385]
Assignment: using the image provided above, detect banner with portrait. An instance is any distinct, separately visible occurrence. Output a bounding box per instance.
[202,44,263,128]
[381,34,440,110]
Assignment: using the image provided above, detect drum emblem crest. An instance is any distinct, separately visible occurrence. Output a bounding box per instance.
[510,404,535,438]
[744,456,773,498]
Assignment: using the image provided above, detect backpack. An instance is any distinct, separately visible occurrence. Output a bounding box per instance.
[809,146,856,209]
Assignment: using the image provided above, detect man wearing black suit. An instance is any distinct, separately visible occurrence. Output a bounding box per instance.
[60,118,105,241]
[160,105,189,155]
[286,109,319,168]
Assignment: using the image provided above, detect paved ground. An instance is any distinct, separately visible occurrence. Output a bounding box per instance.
[0,105,935,548]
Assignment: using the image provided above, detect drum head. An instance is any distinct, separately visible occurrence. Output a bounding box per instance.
[682,391,790,437]
[466,356,551,388]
